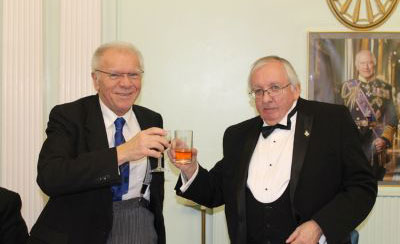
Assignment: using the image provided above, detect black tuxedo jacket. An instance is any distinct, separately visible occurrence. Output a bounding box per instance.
[176,98,377,244]
[29,95,165,244]
[0,187,28,244]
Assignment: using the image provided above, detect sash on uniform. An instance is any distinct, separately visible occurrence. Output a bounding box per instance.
[342,80,382,137]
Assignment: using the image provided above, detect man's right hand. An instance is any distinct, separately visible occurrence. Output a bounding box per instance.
[167,146,198,180]
[116,127,169,165]
[374,137,387,153]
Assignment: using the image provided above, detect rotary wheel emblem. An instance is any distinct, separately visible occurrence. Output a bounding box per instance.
[327,0,399,30]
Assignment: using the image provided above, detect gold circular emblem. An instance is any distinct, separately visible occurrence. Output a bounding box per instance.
[327,0,399,30]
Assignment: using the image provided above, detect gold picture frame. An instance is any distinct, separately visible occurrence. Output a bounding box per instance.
[308,32,400,184]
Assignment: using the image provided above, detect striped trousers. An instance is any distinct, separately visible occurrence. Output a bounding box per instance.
[107,197,157,244]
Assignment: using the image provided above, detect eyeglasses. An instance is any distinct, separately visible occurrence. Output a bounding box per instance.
[95,69,144,81]
[249,83,291,98]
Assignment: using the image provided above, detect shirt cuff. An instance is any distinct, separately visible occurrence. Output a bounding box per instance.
[179,163,199,193]
[318,234,326,244]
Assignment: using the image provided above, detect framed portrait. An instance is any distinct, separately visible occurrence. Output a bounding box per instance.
[308,32,400,184]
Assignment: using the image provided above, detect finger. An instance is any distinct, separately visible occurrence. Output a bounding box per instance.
[174,161,195,171]
[143,133,170,147]
[147,141,166,154]
[146,148,163,158]
[191,148,198,163]
[172,161,188,170]
[286,229,299,243]
[143,127,166,136]
[166,147,177,163]
[159,136,170,149]
[175,160,196,166]
[168,147,176,159]
[181,163,197,174]
[146,134,170,150]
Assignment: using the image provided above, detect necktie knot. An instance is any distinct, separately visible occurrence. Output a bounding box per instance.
[114,117,126,130]
[114,117,126,147]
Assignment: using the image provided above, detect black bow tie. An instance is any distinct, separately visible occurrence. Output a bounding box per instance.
[261,124,289,138]
[261,105,298,138]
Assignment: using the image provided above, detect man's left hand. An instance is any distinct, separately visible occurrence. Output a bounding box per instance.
[286,220,322,244]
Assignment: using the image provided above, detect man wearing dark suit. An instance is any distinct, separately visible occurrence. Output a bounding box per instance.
[28,42,169,244]
[0,187,28,244]
[170,56,377,244]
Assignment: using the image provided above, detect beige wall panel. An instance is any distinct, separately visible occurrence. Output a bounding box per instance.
[1,0,44,229]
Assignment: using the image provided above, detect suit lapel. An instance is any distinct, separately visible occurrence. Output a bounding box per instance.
[289,98,314,204]
[236,117,263,189]
[85,95,109,151]
[235,117,263,234]
[133,105,153,130]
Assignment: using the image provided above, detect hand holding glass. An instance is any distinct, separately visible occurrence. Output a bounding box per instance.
[174,130,193,164]
[151,130,171,173]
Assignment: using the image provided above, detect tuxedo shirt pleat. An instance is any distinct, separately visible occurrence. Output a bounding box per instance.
[247,110,297,203]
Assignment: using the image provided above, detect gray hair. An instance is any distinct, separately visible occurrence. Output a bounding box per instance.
[91,41,144,71]
[248,55,300,88]
[355,49,376,66]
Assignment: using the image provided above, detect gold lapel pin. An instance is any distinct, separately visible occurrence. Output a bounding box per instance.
[304,130,310,137]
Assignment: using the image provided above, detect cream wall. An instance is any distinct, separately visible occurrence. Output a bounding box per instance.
[1,0,400,243]
[110,1,400,243]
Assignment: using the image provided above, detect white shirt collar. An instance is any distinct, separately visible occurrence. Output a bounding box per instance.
[263,99,298,127]
[98,97,134,130]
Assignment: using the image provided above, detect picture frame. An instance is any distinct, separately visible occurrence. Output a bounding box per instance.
[308,32,400,184]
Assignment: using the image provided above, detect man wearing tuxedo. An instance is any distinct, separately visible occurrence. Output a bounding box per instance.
[170,56,377,244]
[29,42,169,244]
[0,187,28,244]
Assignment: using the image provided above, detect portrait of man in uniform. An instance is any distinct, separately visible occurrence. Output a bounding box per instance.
[341,50,397,180]
[308,32,400,182]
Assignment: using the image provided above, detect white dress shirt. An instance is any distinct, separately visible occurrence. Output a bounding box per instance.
[99,99,150,201]
[247,103,297,203]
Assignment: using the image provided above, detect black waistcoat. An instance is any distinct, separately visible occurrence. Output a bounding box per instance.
[246,185,296,244]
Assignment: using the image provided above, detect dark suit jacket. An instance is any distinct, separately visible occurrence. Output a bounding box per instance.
[176,98,377,244]
[29,95,165,244]
[0,187,28,244]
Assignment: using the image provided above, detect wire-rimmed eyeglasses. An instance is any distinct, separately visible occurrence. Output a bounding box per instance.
[95,69,144,81]
[249,83,291,99]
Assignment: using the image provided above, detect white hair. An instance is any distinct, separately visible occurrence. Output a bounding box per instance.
[91,41,144,71]
[248,55,300,91]
[355,50,376,66]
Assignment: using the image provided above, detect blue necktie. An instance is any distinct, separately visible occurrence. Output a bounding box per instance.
[111,117,130,201]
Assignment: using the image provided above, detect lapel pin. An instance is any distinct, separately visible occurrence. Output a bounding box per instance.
[304,130,310,137]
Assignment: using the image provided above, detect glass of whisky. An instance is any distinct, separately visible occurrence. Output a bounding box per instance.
[174,130,193,164]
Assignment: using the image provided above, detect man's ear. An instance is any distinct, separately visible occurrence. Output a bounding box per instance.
[293,83,301,98]
[91,72,99,91]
